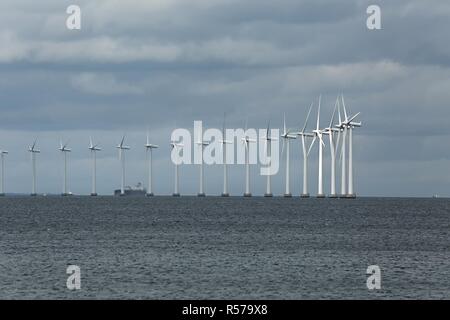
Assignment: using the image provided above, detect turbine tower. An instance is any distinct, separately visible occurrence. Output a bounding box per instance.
[28,139,40,196]
[281,114,297,197]
[89,137,101,196]
[294,102,315,198]
[170,140,183,197]
[241,120,256,197]
[145,130,158,197]
[261,121,277,197]
[341,95,361,198]
[219,114,232,197]
[0,150,8,196]
[196,136,210,197]
[310,96,326,198]
[116,135,130,196]
[323,97,341,198]
[59,140,72,196]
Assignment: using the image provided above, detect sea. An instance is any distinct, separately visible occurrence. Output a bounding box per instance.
[0,196,449,299]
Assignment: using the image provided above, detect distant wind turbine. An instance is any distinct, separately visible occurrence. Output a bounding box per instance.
[309,95,326,198]
[145,130,158,197]
[339,95,361,198]
[116,135,130,196]
[89,137,101,196]
[261,120,277,197]
[196,135,210,197]
[294,102,315,198]
[281,114,297,197]
[59,140,72,196]
[0,149,8,196]
[170,140,183,197]
[323,97,341,198]
[219,113,232,197]
[241,119,256,197]
[28,139,40,196]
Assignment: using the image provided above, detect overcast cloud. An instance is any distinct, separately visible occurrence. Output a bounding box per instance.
[0,0,449,197]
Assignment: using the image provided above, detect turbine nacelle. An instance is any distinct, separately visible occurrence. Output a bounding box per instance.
[117,135,130,150]
[59,140,71,153]
[29,139,40,153]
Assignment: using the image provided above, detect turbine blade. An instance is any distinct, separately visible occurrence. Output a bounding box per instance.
[223,112,226,136]
[302,102,313,133]
[307,136,316,156]
[316,95,321,130]
[283,113,286,135]
[120,135,125,148]
[330,97,338,128]
[348,112,361,123]
[335,129,341,154]
[338,98,342,125]
[341,94,348,122]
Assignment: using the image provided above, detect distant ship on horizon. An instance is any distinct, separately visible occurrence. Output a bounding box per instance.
[114,182,146,196]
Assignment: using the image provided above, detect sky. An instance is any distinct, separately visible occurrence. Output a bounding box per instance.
[0,0,450,197]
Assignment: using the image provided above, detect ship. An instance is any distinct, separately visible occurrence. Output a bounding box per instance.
[114,182,146,196]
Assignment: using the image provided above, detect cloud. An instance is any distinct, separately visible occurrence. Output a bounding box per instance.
[71,73,144,95]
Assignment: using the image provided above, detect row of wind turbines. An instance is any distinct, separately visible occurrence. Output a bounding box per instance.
[0,94,361,198]
[170,94,361,198]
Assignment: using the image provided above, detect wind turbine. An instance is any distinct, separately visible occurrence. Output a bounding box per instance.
[323,97,341,198]
[89,137,101,196]
[170,140,183,197]
[261,120,277,197]
[241,119,256,197]
[116,135,130,196]
[281,114,297,197]
[145,130,158,197]
[219,113,232,197]
[196,135,210,197]
[340,95,361,198]
[294,102,315,198]
[59,140,72,196]
[28,139,40,196]
[0,149,8,196]
[309,96,326,198]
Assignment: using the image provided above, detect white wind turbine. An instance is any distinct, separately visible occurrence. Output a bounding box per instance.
[309,96,326,198]
[0,149,8,196]
[170,140,183,197]
[293,102,315,198]
[196,135,210,197]
[28,139,40,196]
[116,135,130,196]
[219,114,232,197]
[145,130,158,197]
[281,114,297,197]
[241,120,256,197]
[261,121,277,197]
[89,137,101,196]
[323,97,341,198]
[59,140,72,196]
[340,95,361,198]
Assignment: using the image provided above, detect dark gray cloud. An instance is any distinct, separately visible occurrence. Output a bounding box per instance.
[0,0,449,196]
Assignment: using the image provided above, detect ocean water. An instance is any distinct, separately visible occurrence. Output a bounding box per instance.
[0,196,449,299]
